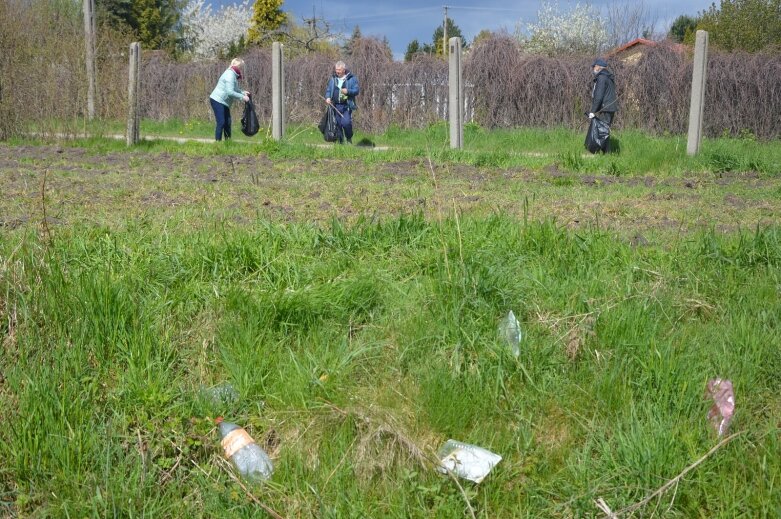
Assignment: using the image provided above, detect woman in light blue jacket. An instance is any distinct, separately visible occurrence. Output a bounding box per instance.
[209,58,250,141]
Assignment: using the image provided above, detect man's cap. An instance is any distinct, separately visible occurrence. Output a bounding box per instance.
[592,58,608,68]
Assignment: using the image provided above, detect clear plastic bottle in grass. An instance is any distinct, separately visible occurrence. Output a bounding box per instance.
[498,310,522,357]
[217,419,273,481]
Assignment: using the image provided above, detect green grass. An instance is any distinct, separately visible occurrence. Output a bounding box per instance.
[23,118,781,176]
[1,212,780,517]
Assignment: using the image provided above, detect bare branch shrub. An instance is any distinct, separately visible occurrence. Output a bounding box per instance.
[0,0,133,138]
[703,51,781,138]
[385,55,447,129]
[0,0,87,137]
[466,35,587,128]
[0,0,25,139]
[346,38,393,133]
[617,43,692,133]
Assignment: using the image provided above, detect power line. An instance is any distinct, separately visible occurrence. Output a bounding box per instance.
[332,6,440,23]
[447,5,525,13]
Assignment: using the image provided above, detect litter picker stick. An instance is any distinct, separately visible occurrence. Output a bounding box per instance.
[319,94,344,117]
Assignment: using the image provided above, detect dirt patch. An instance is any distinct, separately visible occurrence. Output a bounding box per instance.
[724,194,746,208]
[382,160,424,177]
[581,175,618,186]
[1,143,780,236]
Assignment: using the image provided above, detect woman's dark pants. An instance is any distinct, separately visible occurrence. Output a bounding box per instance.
[210,98,231,141]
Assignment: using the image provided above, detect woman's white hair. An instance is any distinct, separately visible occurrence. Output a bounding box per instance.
[230,58,245,70]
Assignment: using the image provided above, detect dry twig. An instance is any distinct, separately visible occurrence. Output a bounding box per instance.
[39,169,53,245]
[196,455,285,519]
[595,431,745,517]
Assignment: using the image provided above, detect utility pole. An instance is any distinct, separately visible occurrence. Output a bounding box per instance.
[443,5,448,57]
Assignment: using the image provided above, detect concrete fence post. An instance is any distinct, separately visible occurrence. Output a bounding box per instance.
[83,0,96,120]
[272,42,285,141]
[127,42,141,146]
[448,36,463,150]
[687,30,709,156]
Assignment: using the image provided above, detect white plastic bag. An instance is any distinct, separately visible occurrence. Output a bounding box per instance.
[437,439,502,483]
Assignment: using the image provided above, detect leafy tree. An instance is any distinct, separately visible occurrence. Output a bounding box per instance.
[668,14,698,43]
[520,1,608,56]
[696,0,781,52]
[247,0,286,44]
[432,17,466,55]
[96,0,184,51]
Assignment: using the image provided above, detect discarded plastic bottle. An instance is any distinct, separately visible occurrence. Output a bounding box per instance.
[201,382,239,408]
[218,420,273,481]
[499,310,522,357]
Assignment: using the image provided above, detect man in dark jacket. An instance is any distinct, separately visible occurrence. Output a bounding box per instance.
[589,57,618,125]
[325,61,360,144]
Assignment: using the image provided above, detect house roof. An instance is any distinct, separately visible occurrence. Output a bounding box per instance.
[609,38,658,56]
[608,37,687,57]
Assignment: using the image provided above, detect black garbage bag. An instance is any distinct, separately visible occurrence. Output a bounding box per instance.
[318,106,339,142]
[241,95,259,137]
[585,117,611,154]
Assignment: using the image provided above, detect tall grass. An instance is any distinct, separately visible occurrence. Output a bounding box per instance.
[1,214,779,517]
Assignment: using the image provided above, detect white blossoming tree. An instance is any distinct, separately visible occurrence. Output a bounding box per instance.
[182,0,253,58]
[519,1,609,56]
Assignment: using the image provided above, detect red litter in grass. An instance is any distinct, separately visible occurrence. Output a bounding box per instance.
[706,378,735,436]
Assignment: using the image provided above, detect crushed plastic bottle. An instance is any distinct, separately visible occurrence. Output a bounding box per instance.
[201,382,239,407]
[217,419,273,481]
[705,378,735,436]
[498,310,522,357]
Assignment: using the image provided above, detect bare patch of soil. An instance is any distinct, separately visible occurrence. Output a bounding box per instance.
[1,144,780,237]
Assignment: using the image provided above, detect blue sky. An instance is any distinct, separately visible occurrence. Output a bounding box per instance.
[236,1,716,60]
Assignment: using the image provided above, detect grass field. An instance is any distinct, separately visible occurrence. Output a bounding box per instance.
[27,119,781,175]
[1,130,780,517]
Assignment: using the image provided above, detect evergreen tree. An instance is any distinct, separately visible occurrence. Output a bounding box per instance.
[668,15,698,43]
[404,39,421,61]
[247,0,286,44]
[343,25,361,56]
[96,0,134,29]
[432,17,466,55]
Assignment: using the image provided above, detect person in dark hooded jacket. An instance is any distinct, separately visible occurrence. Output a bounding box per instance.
[588,57,618,125]
[325,61,359,144]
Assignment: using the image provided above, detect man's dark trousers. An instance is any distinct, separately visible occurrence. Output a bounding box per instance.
[333,103,352,143]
